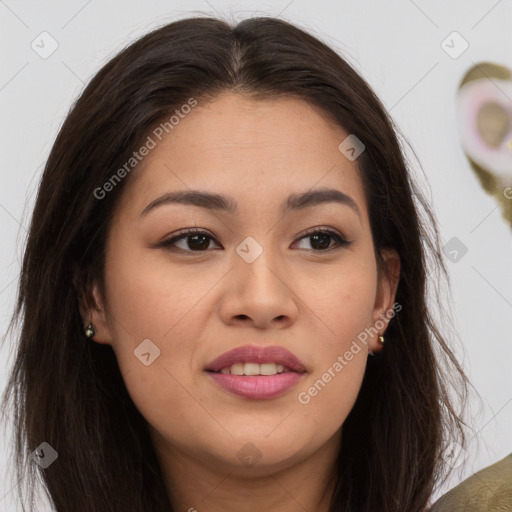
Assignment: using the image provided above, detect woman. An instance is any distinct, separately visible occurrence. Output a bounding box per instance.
[1,15,473,512]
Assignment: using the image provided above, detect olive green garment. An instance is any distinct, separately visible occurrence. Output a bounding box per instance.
[430,453,512,511]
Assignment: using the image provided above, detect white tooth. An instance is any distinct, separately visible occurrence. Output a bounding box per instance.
[243,362,260,376]
[231,363,244,375]
[260,363,277,375]
[226,362,284,375]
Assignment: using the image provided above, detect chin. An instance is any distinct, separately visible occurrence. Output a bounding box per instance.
[209,442,308,476]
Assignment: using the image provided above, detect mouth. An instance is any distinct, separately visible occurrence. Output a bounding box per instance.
[204,345,307,399]
[204,344,307,373]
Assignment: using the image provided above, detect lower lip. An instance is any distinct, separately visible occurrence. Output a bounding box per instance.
[206,371,305,399]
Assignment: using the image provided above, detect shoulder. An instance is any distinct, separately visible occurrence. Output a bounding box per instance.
[429,453,512,512]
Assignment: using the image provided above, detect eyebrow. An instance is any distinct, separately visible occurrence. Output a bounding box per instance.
[139,187,362,221]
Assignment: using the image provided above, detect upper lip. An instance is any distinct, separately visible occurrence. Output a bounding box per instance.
[205,344,307,373]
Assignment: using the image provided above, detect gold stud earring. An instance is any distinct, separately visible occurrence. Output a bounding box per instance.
[379,333,385,344]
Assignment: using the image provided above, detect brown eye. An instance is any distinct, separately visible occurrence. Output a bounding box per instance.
[294,228,351,251]
[184,234,212,251]
[158,229,222,252]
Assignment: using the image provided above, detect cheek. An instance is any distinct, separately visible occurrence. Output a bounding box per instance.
[291,260,376,432]
[308,257,377,352]
[103,246,219,358]
[122,361,193,431]
[102,246,223,429]
[104,262,213,445]
[296,350,367,436]
[296,279,373,411]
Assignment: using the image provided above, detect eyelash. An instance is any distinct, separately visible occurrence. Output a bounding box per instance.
[157,227,351,253]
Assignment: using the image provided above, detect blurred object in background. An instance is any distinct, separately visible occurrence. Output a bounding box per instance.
[456,62,512,229]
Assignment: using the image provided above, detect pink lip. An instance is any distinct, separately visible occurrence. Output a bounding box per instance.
[207,372,305,399]
[204,344,307,400]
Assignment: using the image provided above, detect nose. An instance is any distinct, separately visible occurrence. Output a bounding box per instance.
[218,249,299,329]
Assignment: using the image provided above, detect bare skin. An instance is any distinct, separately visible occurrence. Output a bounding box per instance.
[80,92,400,511]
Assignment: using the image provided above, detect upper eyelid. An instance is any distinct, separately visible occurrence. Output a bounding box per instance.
[298,226,347,239]
[168,226,346,239]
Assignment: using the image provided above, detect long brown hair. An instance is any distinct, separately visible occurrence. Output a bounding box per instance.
[1,15,472,511]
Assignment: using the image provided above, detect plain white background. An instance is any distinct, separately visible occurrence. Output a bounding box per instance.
[1,1,511,510]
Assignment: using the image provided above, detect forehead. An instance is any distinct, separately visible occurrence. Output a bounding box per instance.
[118,92,368,221]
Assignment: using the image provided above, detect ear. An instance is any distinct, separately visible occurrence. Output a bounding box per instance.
[74,271,113,346]
[369,248,401,353]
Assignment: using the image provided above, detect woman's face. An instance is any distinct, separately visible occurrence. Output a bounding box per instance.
[83,92,400,477]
